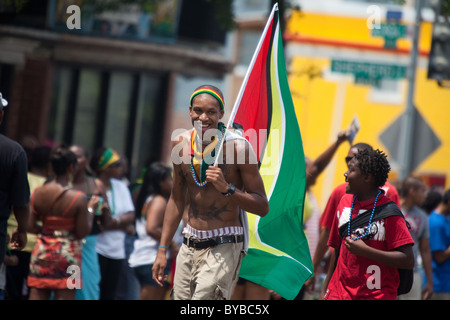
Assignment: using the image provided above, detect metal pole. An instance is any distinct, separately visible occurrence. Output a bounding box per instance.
[399,0,422,180]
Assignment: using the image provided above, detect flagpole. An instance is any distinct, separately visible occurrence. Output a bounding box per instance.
[214,3,279,167]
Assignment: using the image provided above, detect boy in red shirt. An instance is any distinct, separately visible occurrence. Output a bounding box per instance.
[321,149,414,300]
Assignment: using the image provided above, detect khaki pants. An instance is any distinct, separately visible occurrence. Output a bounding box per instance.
[172,241,243,300]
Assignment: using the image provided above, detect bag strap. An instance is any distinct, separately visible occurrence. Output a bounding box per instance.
[334,200,409,274]
[339,201,406,239]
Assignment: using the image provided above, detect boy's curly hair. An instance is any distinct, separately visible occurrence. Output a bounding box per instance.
[353,148,391,188]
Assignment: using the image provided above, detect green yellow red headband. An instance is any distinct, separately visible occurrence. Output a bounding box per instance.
[97,148,120,170]
[190,88,224,110]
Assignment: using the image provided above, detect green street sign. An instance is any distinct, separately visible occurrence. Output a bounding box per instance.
[372,23,407,39]
[331,59,407,87]
[331,59,407,80]
[354,75,382,87]
[371,23,407,49]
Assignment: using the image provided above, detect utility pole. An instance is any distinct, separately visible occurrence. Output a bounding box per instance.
[399,0,422,180]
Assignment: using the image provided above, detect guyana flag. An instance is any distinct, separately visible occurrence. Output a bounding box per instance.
[229,4,313,300]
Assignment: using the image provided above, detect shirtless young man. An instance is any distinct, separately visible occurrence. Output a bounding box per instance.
[152,85,269,300]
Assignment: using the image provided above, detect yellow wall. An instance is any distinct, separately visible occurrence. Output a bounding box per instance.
[287,11,432,53]
[287,11,450,208]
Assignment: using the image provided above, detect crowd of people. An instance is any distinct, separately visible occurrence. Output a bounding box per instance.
[1,88,450,300]
[2,139,178,300]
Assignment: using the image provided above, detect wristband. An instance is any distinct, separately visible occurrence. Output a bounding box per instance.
[158,245,169,250]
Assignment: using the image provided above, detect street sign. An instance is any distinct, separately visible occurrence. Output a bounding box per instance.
[371,22,407,49]
[380,106,441,171]
[331,59,407,82]
[371,23,407,39]
[386,10,402,21]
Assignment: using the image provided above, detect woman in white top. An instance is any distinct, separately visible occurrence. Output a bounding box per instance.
[129,162,176,300]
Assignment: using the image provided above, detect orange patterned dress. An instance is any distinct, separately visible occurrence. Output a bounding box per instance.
[28,188,83,290]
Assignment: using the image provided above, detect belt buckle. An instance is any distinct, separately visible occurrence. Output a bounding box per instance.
[186,236,198,248]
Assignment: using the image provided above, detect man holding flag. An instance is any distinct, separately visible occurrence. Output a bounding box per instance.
[152,84,269,300]
[153,3,313,300]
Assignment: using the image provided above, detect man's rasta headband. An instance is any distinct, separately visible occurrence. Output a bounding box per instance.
[97,148,121,170]
[190,88,224,110]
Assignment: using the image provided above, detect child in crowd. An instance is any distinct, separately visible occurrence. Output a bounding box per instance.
[321,149,414,300]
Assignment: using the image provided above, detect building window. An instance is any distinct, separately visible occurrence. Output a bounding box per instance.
[131,74,165,177]
[239,30,263,66]
[73,69,102,152]
[103,72,133,153]
[233,0,270,20]
[48,65,168,180]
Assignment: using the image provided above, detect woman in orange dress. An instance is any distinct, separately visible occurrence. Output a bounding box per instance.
[27,145,98,300]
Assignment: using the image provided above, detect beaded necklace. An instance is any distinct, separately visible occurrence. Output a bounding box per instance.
[190,161,208,187]
[190,123,226,187]
[347,189,381,240]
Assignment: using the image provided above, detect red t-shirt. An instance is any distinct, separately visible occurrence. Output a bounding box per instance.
[324,192,414,300]
[319,181,400,231]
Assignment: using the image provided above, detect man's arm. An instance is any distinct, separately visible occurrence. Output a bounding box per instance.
[235,149,269,216]
[206,140,269,217]
[305,226,331,293]
[432,246,450,264]
[10,204,30,250]
[314,185,346,269]
[429,218,450,264]
[313,227,331,272]
[10,146,31,250]
[307,130,349,185]
[206,165,268,217]
[319,247,337,300]
[419,237,434,299]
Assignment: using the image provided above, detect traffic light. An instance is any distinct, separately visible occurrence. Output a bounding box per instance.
[427,21,450,84]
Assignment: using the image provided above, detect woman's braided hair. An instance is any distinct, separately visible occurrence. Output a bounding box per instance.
[353,148,391,188]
